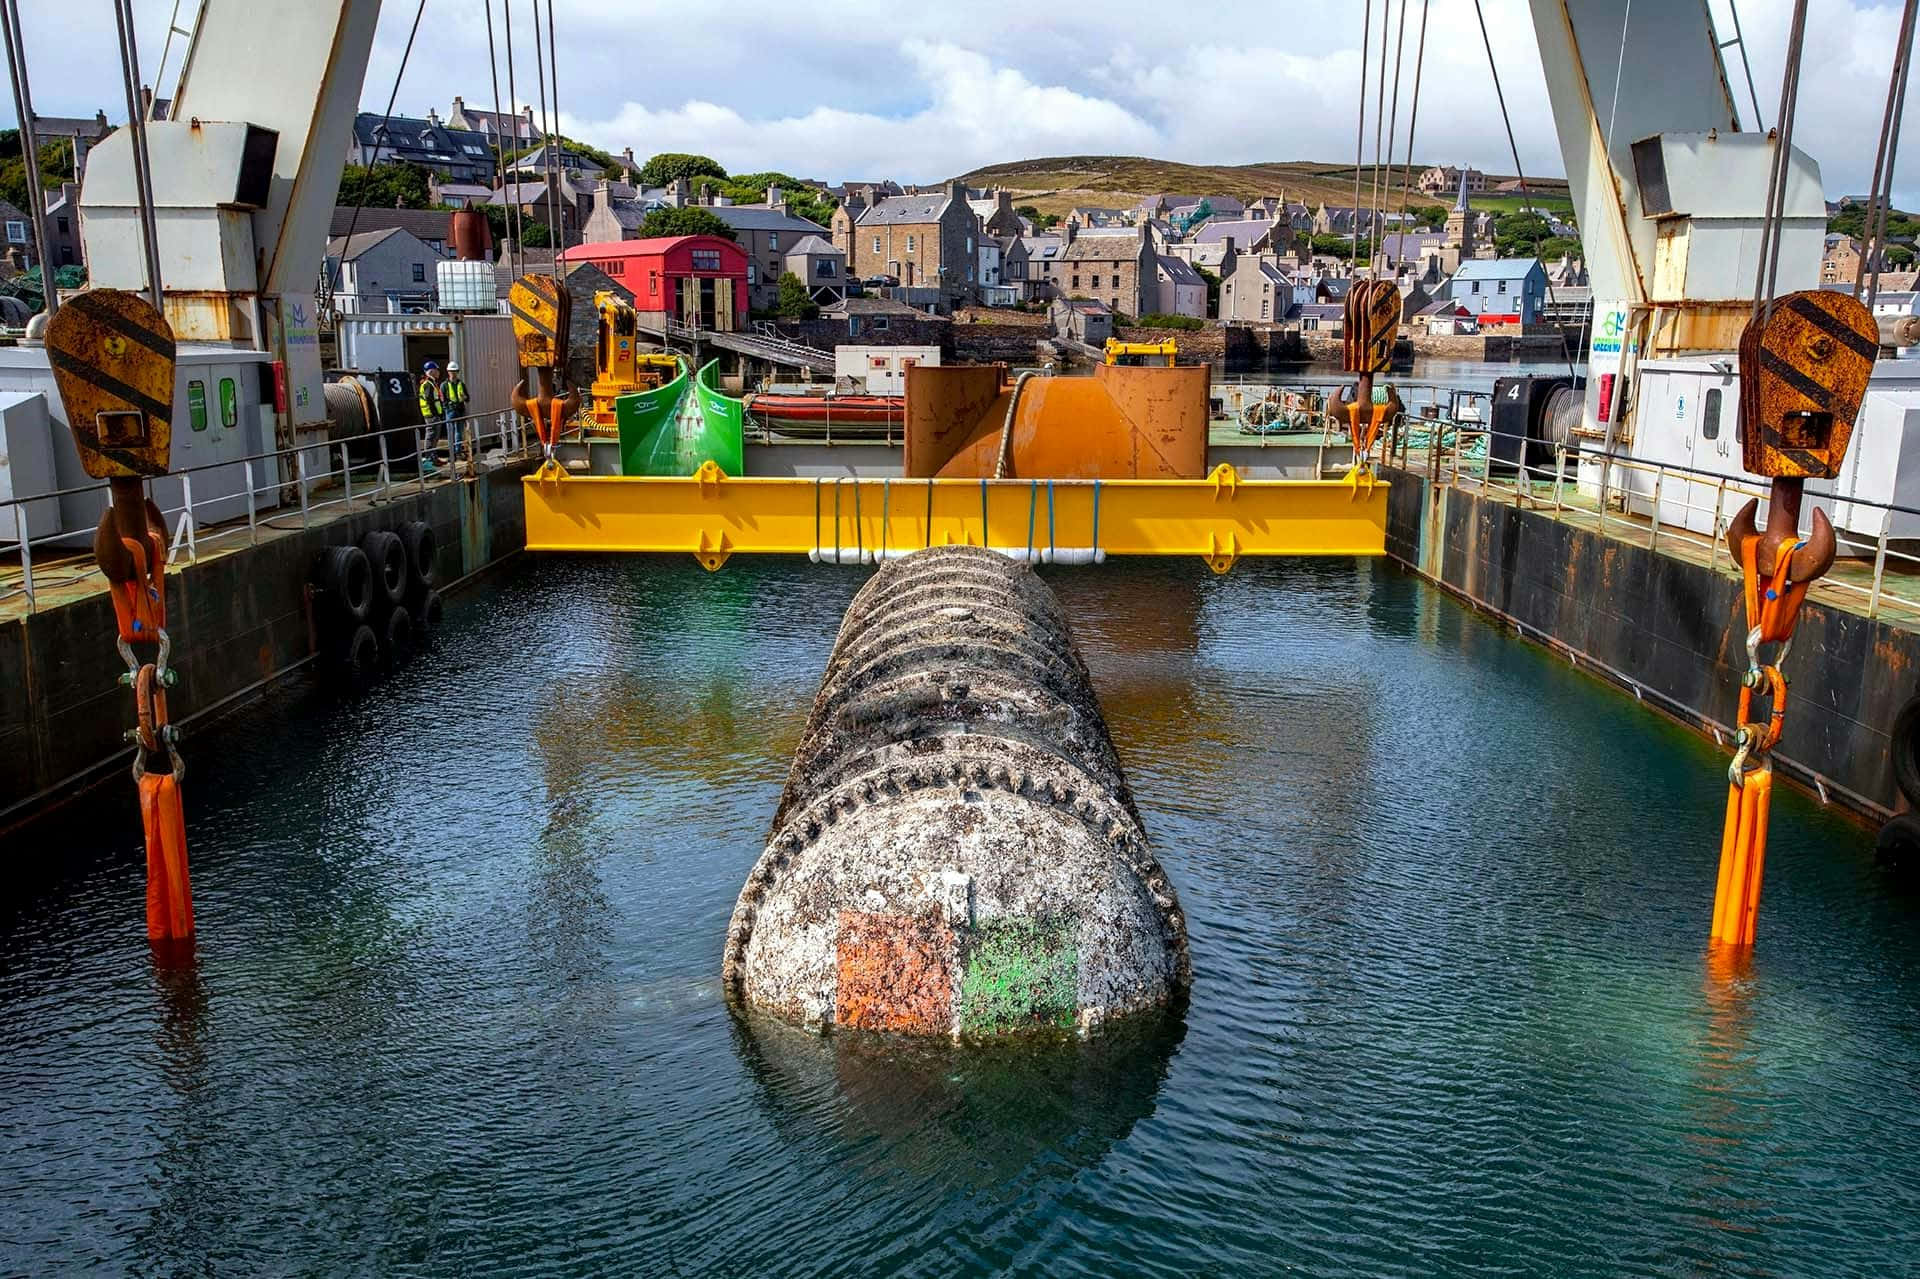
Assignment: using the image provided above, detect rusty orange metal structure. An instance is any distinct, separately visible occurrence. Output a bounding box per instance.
[903,363,1211,480]
[1710,288,1875,950]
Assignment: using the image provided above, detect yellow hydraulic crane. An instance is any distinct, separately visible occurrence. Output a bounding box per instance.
[1103,338,1177,366]
[588,291,678,430]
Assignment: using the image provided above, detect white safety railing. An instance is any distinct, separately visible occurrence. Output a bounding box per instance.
[1408,419,1920,621]
[0,409,532,613]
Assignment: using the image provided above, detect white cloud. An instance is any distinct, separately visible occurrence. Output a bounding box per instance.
[9,0,1920,205]
[559,40,1158,180]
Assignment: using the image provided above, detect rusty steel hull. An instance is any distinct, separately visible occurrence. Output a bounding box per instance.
[723,545,1190,1036]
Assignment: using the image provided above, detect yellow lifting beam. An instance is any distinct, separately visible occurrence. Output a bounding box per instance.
[523,462,1388,572]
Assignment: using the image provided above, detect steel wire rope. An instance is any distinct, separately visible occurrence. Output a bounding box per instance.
[1371,0,1410,276]
[484,0,520,281]
[1351,0,1372,268]
[327,0,430,298]
[1858,0,1919,307]
[1365,0,1396,275]
[530,0,562,278]
[502,0,526,273]
[1470,0,1576,382]
[1753,0,1809,324]
[1395,0,1431,224]
[544,0,563,283]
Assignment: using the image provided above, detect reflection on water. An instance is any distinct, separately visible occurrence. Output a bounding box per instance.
[734,1007,1184,1193]
[1,554,1916,1276]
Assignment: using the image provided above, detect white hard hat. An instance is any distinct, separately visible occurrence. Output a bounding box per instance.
[447,360,460,371]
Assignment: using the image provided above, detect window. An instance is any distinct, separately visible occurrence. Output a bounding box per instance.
[1497,280,1508,294]
[873,236,881,254]
[691,248,722,270]
[873,317,889,331]
[4,220,22,244]
[967,235,974,252]
[187,380,207,431]
[748,263,758,285]
[56,216,68,234]
[849,316,862,336]
[1071,274,1081,289]
[1260,299,1269,319]
[219,378,238,428]
[1472,281,1481,294]
[650,271,659,295]
[906,235,916,253]
[1703,388,1723,441]
[1111,275,1119,289]
[411,262,427,283]
[768,233,779,250]
[818,260,835,277]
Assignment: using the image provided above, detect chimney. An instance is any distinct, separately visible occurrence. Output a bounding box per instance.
[427,107,440,126]
[767,184,783,207]
[1063,222,1077,245]
[948,178,967,205]
[622,146,635,166]
[452,95,464,113]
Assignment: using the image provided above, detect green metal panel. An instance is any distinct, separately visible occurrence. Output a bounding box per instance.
[613,357,744,477]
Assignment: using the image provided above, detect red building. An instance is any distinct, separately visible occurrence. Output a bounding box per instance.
[560,235,749,332]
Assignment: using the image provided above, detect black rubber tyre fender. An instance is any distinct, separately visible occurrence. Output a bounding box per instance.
[1889,694,1920,809]
[414,588,444,636]
[314,544,372,624]
[399,519,437,592]
[1876,813,1920,881]
[383,605,414,668]
[360,529,407,608]
[334,622,380,689]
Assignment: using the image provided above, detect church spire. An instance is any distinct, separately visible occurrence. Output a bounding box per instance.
[1454,167,1471,212]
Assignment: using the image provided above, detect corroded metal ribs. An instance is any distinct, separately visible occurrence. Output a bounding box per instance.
[723,545,1190,1036]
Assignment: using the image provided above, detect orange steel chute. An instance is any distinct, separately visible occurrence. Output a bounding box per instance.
[904,364,1211,481]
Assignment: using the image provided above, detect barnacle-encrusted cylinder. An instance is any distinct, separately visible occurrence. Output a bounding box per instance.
[723,545,1190,1036]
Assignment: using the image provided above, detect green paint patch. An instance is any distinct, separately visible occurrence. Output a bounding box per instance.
[959,919,1078,1034]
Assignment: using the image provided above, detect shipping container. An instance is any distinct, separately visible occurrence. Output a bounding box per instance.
[333,313,520,422]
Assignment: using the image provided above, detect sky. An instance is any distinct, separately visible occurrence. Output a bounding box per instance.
[7,0,1920,205]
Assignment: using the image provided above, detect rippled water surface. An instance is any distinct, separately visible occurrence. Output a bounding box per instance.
[3,556,1917,1276]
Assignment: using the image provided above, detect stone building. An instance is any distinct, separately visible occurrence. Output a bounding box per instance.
[700,195,834,310]
[1059,226,1156,318]
[846,181,979,306]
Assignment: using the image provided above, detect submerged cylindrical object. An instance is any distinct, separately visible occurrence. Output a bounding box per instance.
[724,545,1190,1036]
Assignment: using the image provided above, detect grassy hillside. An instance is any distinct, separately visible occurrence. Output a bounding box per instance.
[957,155,1572,218]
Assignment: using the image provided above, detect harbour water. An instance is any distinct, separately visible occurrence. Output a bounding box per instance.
[2,555,1916,1275]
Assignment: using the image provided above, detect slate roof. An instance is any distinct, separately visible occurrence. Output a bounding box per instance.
[1452,257,1544,281]
[506,143,599,173]
[1157,255,1203,284]
[326,227,411,261]
[858,193,953,225]
[328,207,455,247]
[703,204,831,235]
[1021,235,1064,261]
[1061,234,1145,262]
[786,234,839,256]
[31,112,111,140]
[1378,231,1448,259]
[1193,218,1276,247]
[352,113,493,173]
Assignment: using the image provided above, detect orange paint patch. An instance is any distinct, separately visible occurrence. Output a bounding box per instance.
[834,911,955,1033]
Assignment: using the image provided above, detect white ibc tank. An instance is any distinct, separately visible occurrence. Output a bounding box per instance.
[437,260,496,313]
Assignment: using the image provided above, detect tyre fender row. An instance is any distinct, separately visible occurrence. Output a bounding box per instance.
[311,520,442,687]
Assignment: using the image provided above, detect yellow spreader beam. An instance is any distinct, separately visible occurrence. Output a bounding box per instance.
[522,462,1388,573]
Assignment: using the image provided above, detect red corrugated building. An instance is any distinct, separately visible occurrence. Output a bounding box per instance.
[560,235,749,332]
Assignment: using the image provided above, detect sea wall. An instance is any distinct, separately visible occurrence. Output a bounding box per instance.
[1382,464,1915,819]
[0,459,535,822]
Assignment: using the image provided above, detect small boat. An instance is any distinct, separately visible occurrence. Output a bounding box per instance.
[745,392,904,438]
